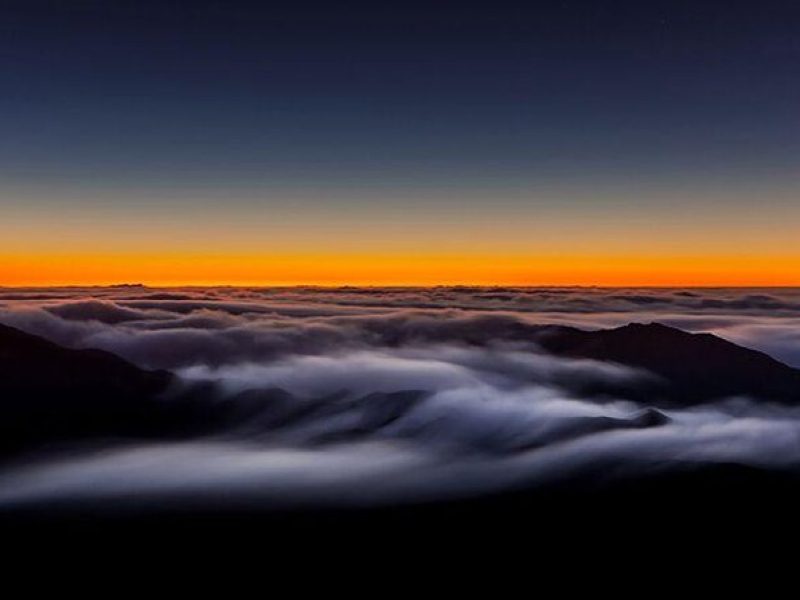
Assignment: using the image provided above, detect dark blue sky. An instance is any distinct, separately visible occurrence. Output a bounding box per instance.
[1,1,799,277]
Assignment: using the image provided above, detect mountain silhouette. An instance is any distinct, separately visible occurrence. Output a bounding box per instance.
[0,322,175,455]
[537,322,800,404]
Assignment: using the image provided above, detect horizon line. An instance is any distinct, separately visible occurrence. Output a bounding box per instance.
[3,283,800,290]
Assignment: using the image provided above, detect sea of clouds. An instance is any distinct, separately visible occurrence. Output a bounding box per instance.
[1,285,800,509]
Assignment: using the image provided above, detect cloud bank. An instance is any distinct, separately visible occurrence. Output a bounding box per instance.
[1,285,800,510]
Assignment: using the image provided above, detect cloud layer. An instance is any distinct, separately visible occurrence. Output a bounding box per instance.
[1,285,800,509]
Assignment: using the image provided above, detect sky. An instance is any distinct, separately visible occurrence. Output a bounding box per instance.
[1,0,799,285]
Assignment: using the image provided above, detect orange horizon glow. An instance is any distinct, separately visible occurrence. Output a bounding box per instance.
[5,183,800,289]
[2,253,800,288]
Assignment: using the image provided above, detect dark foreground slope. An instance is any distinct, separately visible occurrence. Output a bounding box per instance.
[3,462,799,559]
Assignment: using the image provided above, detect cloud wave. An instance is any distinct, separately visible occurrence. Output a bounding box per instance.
[1,285,800,509]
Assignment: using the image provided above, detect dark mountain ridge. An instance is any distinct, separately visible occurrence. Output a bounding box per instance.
[537,322,800,404]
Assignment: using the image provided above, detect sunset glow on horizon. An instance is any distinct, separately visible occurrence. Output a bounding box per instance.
[3,252,800,288]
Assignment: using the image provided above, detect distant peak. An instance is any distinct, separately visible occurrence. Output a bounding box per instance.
[618,322,673,329]
[612,322,683,334]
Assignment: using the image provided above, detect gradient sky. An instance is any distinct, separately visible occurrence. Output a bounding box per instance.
[1,1,799,285]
